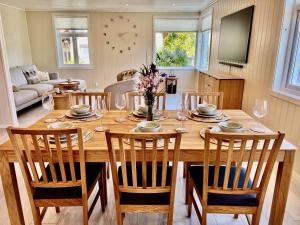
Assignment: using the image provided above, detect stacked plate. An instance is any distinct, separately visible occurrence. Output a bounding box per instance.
[132,107,162,119]
[190,104,221,118]
[210,121,244,133]
[47,122,78,144]
[65,104,96,119]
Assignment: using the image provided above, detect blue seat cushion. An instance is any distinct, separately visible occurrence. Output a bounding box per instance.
[188,165,258,207]
[118,164,172,205]
[34,162,105,199]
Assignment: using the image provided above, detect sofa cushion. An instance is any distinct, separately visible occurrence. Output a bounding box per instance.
[19,84,53,96]
[36,71,50,81]
[14,90,39,107]
[23,70,41,84]
[10,67,28,87]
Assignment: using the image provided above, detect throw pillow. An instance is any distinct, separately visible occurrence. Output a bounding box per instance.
[36,71,50,81]
[23,70,41,84]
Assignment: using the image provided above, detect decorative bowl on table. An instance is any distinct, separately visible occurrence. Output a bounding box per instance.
[197,104,217,115]
[47,121,74,129]
[137,121,161,132]
[218,121,243,133]
[71,104,90,114]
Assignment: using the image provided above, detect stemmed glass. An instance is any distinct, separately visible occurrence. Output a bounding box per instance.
[251,99,268,133]
[94,98,107,132]
[176,98,188,133]
[42,92,54,112]
[115,93,126,123]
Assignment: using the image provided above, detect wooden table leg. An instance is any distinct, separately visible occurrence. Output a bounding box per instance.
[269,151,295,225]
[0,152,25,225]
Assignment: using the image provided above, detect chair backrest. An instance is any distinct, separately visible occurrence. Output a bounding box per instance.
[70,92,111,110]
[6,127,86,195]
[187,92,224,110]
[126,92,166,111]
[105,131,181,200]
[203,130,284,203]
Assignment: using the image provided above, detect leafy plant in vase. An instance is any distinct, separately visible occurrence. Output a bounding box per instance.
[137,63,162,121]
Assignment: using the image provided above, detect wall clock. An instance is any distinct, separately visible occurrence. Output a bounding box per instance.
[103,16,138,54]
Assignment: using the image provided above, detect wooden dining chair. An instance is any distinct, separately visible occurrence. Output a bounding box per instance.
[187,92,224,110]
[186,130,285,225]
[7,127,108,225]
[183,91,224,178]
[70,92,112,110]
[126,91,166,111]
[105,130,182,225]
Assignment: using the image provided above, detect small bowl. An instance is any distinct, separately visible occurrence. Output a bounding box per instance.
[47,121,74,129]
[219,121,243,133]
[71,104,90,114]
[197,104,217,114]
[137,121,161,132]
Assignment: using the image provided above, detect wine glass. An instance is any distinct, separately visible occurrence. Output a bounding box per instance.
[115,93,126,123]
[94,98,107,132]
[176,103,188,133]
[251,99,268,133]
[42,92,54,112]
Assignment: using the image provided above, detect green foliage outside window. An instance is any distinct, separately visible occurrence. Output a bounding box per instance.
[156,32,196,67]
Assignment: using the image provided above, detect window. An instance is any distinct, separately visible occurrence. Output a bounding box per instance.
[54,16,91,68]
[153,17,199,68]
[273,2,300,98]
[196,13,212,71]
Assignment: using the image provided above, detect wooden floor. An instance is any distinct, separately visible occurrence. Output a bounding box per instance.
[0,101,300,225]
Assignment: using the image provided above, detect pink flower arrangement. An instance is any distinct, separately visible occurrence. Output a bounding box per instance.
[137,63,161,95]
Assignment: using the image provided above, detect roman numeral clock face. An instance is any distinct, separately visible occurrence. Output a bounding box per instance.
[103,16,138,54]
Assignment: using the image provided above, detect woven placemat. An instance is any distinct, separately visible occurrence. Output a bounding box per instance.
[188,111,229,123]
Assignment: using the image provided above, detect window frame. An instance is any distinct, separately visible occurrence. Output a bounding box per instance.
[52,14,93,69]
[152,16,199,70]
[197,29,211,71]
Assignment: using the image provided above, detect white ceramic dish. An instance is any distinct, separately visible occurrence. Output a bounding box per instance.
[197,104,217,114]
[218,121,244,133]
[47,121,74,129]
[137,121,161,132]
[191,110,220,118]
[71,104,90,114]
[65,110,96,119]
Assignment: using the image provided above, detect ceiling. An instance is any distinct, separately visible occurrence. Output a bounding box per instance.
[0,0,214,12]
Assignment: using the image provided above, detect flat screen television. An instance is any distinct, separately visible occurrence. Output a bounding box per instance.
[218,5,254,65]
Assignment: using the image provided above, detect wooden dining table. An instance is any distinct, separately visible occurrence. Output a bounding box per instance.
[0,110,296,225]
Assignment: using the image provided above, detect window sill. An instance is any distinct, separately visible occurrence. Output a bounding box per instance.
[158,66,196,71]
[270,89,300,106]
[57,65,94,70]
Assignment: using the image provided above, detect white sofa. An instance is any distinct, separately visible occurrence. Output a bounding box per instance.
[10,65,87,111]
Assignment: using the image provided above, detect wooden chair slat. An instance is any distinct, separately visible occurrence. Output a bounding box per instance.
[252,139,270,188]
[20,135,39,182]
[31,134,49,182]
[213,139,222,188]
[232,140,247,190]
[42,134,58,182]
[70,92,111,110]
[126,92,166,111]
[243,140,259,190]
[66,134,76,182]
[118,137,128,187]
[130,139,138,188]
[222,140,234,189]
[187,92,224,110]
[141,139,147,188]
[54,134,67,182]
[161,138,169,188]
[152,138,158,188]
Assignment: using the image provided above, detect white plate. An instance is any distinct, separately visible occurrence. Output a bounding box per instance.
[191,110,220,118]
[65,110,96,119]
[211,126,245,133]
[47,121,74,129]
[132,110,162,118]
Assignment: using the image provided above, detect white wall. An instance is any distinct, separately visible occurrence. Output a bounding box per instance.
[26,11,198,91]
[0,4,32,67]
[208,0,300,174]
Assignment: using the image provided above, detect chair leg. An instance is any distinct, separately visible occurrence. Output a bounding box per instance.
[183,162,187,178]
[234,214,238,219]
[167,212,173,225]
[201,209,207,225]
[251,213,260,225]
[32,207,42,225]
[187,174,193,217]
[107,162,110,179]
[185,164,190,204]
[82,199,89,225]
[99,166,107,212]
[55,207,60,213]
[115,206,123,225]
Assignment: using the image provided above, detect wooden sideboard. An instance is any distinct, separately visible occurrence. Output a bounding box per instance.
[198,71,245,109]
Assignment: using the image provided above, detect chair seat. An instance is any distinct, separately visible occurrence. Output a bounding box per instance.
[188,165,258,207]
[118,164,172,205]
[34,163,105,199]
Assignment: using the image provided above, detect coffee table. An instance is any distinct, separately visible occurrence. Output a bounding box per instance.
[53,92,71,110]
[59,81,80,90]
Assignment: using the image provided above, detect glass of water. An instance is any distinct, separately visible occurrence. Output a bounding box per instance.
[94,98,107,132]
[251,99,268,133]
[115,93,126,123]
